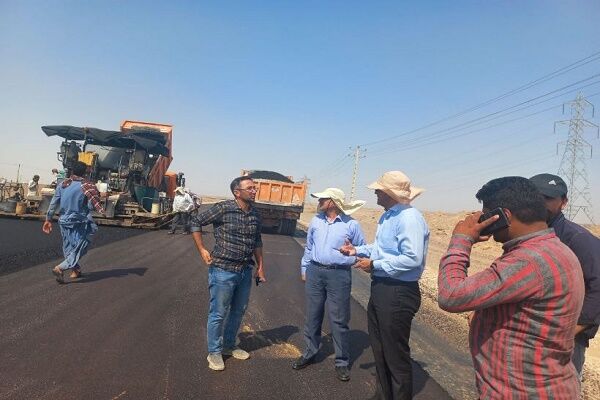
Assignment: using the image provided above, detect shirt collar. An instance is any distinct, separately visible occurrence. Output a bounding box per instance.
[318,212,343,223]
[385,203,410,215]
[502,228,554,251]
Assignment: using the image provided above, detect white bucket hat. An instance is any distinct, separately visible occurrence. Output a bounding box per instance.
[367,171,424,204]
[311,187,365,215]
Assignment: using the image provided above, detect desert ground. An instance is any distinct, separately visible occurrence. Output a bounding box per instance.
[299,204,600,400]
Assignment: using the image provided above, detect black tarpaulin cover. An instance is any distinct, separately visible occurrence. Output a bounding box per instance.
[41,125,170,156]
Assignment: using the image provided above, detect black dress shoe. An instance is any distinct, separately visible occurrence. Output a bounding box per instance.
[335,366,350,382]
[292,356,314,370]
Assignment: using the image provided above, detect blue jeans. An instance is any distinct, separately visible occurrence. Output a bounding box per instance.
[303,264,352,367]
[207,265,253,354]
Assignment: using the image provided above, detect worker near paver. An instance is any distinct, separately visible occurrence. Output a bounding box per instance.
[42,161,105,283]
[438,176,583,399]
[340,171,429,400]
[169,187,193,234]
[292,188,366,382]
[530,173,600,380]
[51,168,66,188]
[190,176,266,371]
[27,174,40,197]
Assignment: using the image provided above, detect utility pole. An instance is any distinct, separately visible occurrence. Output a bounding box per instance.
[349,146,366,201]
[301,175,311,203]
[554,93,599,223]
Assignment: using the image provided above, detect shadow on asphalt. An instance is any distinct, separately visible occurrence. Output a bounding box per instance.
[356,359,438,397]
[66,267,148,284]
[311,330,371,368]
[0,219,149,276]
[238,325,300,352]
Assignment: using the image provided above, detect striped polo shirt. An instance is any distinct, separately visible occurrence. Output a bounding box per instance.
[438,229,584,399]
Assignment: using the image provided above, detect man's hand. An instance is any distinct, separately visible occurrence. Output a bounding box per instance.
[42,220,52,234]
[255,265,266,283]
[199,248,213,265]
[467,311,475,327]
[301,272,306,282]
[575,324,589,335]
[339,239,356,256]
[353,257,372,273]
[452,211,499,242]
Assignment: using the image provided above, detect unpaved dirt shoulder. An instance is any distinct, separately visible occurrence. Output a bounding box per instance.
[300,206,600,400]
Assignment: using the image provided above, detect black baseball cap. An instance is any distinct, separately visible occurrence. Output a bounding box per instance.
[529,173,568,198]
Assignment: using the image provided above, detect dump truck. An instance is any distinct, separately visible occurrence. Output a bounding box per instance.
[241,170,307,235]
[0,120,180,229]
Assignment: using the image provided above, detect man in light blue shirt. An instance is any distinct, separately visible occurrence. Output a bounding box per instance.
[341,171,429,400]
[292,188,366,382]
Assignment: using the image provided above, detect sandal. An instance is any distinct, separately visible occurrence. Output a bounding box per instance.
[52,266,64,284]
[70,268,82,279]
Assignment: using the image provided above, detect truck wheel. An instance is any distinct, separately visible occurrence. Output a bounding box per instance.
[279,219,297,236]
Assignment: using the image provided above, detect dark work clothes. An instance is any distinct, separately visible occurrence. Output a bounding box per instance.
[550,213,600,346]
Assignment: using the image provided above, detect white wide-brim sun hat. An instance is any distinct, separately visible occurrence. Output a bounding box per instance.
[311,187,365,215]
[367,171,424,204]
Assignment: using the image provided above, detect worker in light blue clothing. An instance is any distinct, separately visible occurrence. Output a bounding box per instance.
[43,161,105,283]
[340,171,429,400]
[292,188,366,382]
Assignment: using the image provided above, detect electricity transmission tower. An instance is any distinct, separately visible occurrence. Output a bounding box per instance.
[554,93,599,223]
[349,146,366,201]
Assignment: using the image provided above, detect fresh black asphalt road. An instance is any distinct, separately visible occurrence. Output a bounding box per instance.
[0,219,452,399]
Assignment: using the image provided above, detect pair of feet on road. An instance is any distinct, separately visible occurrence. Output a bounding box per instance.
[292,356,351,382]
[207,347,250,371]
[52,266,82,284]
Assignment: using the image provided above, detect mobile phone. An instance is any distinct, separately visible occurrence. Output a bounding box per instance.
[478,207,510,236]
[255,276,261,286]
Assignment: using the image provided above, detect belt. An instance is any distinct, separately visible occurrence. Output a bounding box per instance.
[372,275,419,286]
[312,262,351,270]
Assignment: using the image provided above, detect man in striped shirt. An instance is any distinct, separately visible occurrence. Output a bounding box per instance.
[438,176,584,399]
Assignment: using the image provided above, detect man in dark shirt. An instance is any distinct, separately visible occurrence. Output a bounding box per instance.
[191,176,266,371]
[530,173,600,378]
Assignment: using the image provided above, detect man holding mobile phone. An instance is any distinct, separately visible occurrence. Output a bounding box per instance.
[438,176,584,399]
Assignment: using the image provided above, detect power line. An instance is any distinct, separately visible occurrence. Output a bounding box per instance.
[360,50,600,147]
[365,75,600,156]
[366,82,600,158]
[424,154,557,192]
[311,153,351,179]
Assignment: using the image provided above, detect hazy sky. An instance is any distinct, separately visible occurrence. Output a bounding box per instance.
[2,1,600,222]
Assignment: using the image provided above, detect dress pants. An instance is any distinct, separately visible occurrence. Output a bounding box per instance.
[368,277,421,400]
[303,264,352,367]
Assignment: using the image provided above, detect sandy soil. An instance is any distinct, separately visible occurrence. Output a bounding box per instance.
[300,204,600,399]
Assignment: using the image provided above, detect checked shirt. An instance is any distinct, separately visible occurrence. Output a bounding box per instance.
[191,200,262,272]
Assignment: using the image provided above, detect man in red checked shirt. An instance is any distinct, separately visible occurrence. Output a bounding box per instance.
[438,176,584,399]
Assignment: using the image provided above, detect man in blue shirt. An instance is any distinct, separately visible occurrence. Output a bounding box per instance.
[43,161,105,283]
[341,171,429,400]
[530,173,600,379]
[292,188,366,382]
